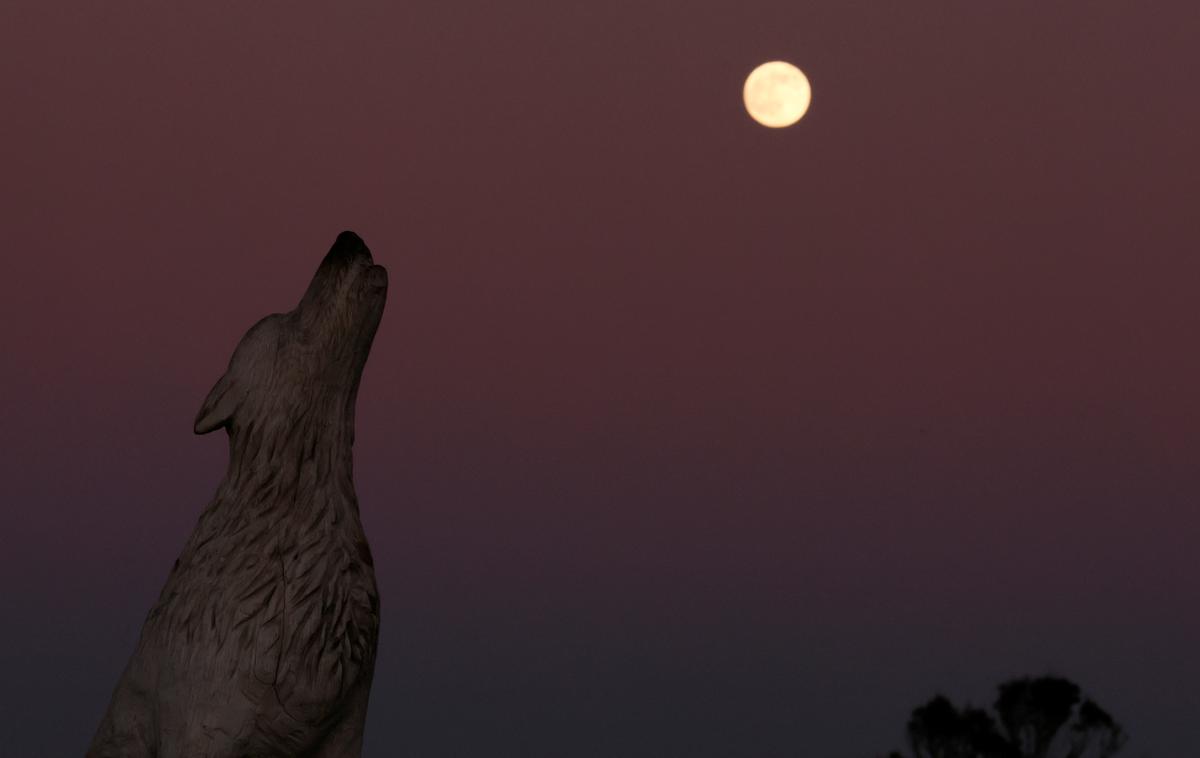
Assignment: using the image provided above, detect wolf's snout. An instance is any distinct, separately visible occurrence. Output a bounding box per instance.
[336,230,365,249]
[327,230,373,266]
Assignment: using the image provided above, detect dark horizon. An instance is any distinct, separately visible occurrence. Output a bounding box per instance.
[2,2,1198,756]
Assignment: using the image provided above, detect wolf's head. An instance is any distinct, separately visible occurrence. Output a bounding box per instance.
[193,231,387,444]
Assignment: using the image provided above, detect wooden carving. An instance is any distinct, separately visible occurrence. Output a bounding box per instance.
[89,231,388,757]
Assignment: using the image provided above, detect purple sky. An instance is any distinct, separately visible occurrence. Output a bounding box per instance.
[2,1,1198,755]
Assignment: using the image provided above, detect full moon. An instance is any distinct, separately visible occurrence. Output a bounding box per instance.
[743,61,811,128]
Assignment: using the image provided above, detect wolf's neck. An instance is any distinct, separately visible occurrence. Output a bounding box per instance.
[218,407,359,524]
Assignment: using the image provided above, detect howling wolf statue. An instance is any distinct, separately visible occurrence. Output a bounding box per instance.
[89,231,387,757]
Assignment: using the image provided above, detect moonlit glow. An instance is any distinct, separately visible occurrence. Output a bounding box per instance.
[743,61,812,128]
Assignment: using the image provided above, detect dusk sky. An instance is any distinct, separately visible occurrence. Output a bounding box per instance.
[2,2,1198,756]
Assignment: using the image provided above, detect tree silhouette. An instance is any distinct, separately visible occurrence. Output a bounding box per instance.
[995,676,1081,758]
[887,676,1126,758]
[906,695,1014,758]
[1068,700,1126,758]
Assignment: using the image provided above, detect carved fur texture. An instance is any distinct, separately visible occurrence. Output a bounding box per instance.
[89,231,388,757]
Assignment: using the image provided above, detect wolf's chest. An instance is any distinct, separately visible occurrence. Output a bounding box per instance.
[151,520,379,707]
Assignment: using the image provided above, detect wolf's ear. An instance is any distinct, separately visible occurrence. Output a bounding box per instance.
[194,372,241,435]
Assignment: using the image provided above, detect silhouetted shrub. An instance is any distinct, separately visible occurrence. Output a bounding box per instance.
[886,675,1126,758]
